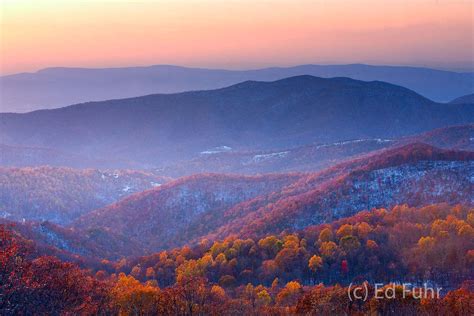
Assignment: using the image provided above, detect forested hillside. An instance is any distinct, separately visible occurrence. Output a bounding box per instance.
[0,167,170,224]
[73,173,303,251]
[72,144,473,255]
[2,203,472,314]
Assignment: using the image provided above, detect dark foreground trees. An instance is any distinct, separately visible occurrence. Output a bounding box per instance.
[0,226,109,315]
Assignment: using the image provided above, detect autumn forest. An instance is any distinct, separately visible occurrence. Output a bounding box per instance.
[1,1,474,314]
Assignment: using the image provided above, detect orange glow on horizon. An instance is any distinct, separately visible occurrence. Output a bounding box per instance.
[0,0,472,75]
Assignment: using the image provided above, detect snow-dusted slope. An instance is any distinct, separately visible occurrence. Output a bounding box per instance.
[0,166,171,224]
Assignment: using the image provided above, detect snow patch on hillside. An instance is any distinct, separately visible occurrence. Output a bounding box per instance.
[292,160,473,230]
[122,185,132,192]
[200,146,232,155]
[251,151,289,163]
[315,138,393,149]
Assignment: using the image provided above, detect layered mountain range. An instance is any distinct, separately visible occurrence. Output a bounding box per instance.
[1,76,473,171]
[1,74,473,264]
[1,64,473,112]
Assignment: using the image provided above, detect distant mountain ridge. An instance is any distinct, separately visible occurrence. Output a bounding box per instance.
[1,63,473,112]
[1,76,472,169]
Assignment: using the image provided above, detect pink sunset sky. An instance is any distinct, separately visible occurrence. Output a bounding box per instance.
[0,0,473,75]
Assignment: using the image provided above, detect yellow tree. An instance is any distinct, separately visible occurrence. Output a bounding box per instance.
[308,255,323,284]
[319,241,338,259]
[110,273,160,316]
[276,281,303,307]
[336,224,353,239]
[318,227,333,243]
[256,289,272,307]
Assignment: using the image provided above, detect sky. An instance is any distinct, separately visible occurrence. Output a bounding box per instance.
[0,0,473,75]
